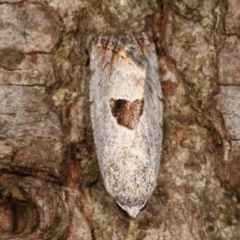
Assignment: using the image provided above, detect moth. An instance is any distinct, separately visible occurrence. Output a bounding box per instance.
[90,32,163,218]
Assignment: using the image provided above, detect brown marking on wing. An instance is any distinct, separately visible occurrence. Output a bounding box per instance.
[110,98,144,130]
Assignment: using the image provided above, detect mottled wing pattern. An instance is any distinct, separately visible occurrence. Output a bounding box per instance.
[90,32,163,218]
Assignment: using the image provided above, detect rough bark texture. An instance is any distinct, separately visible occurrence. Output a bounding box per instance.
[0,0,240,239]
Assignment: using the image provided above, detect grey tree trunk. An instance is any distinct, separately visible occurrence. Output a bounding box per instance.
[0,0,239,239]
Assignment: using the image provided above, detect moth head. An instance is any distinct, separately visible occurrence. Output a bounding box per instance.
[117,200,147,218]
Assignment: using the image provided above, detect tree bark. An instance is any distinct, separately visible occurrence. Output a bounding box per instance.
[0,0,239,239]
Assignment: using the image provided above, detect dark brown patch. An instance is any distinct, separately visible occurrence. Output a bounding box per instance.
[30,53,38,64]
[0,48,24,70]
[110,98,144,130]
[162,79,175,97]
